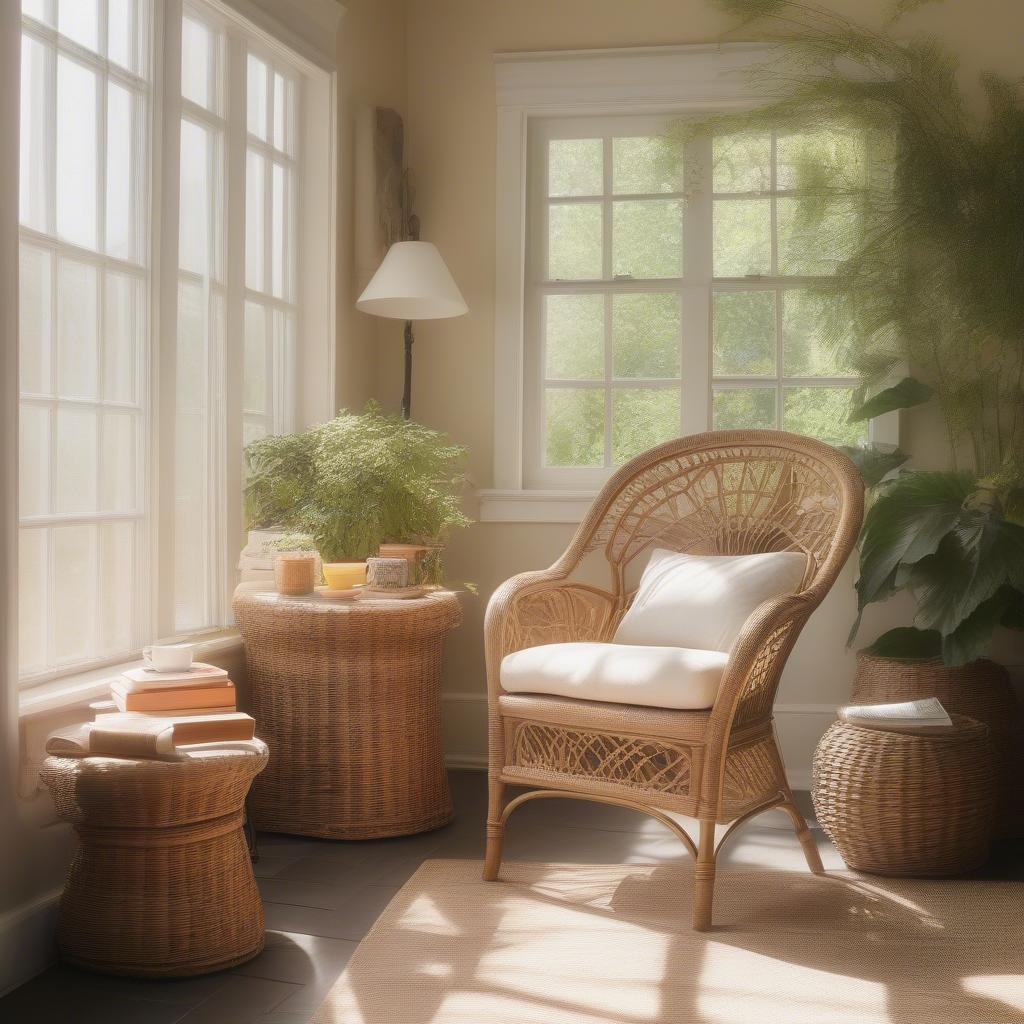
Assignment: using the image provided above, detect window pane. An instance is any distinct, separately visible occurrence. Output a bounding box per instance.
[20,35,49,233]
[713,199,770,277]
[58,0,99,53]
[57,259,99,399]
[783,387,865,446]
[612,293,680,378]
[56,56,98,251]
[107,0,137,74]
[713,133,771,193]
[548,138,602,198]
[247,54,269,140]
[273,308,296,434]
[52,524,98,664]
[548,202,602,281]
[782,290,857,377]
[612,136,682,194]
[243,418,268,448]
[100,411,136,512]
[19,245,52,395]
[98,522,134,655]
[246,150,267,290]
[104,271,140,403]
[106,81,138,261]
[545,294,603,380]
[612,388,679,463]
[180,119,213,276]
[244,301,268,413]
[612,200,682,279]
[23,0,52,25]
[18,529,48,675]
[271,162,287,299]
[545,388,604,467]
[713,291,776,376]
[181,16,212,109]
[175,281,209,632]
[777,129,866,190]
[19,406,49,517]
[713,388,776,430]
[777,198,858,276]
[55,407,98,513]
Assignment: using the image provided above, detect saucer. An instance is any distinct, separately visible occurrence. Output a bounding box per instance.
[314,585,363,601]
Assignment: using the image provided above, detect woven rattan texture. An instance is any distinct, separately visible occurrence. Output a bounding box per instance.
[40,745,268,977]
[483,430,864,929]
[812,716,997,876]
[234,590,461,840]
[852,653,1023,838]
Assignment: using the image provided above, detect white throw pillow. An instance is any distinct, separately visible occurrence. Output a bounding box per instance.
[500,642,728,710]
[613,548,806,653]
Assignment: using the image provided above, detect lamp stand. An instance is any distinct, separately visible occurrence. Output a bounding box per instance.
[402,319,414,420]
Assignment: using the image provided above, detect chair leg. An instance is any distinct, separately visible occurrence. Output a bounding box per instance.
[691,817,717,931]
[482,777,505,881]
[780,796,824,874]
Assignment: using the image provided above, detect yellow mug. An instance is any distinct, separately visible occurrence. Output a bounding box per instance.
[322,561,367,591]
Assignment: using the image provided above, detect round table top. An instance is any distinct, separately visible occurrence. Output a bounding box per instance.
[233,585,461,618]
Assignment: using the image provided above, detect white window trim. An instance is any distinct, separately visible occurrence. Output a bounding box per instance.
[17,0,338,707]
[482,44,899,523]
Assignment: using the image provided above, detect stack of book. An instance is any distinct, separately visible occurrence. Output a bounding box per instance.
[839,698,953,734]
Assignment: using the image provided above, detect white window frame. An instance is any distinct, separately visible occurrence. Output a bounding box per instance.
[483,44,898,523]
[17,0,337,694]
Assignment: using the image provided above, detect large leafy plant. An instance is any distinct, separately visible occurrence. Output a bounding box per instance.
[701,0,1024,663]
[244,403,471,567]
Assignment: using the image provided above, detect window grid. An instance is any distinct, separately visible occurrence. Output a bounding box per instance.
[18,1,151,681]
[710,130,863,446]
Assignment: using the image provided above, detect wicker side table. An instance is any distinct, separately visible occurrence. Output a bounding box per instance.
[40,741,268,977]
[233,589,461,839]
[811,715,996,876]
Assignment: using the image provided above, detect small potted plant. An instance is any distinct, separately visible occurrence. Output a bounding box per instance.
[243,402,471,586]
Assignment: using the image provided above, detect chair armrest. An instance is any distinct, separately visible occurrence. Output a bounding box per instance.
[483,571,618,698]
[710,592,814,736]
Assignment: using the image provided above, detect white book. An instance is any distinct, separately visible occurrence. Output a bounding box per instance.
[840,698,953,733]
[119,662,230,692]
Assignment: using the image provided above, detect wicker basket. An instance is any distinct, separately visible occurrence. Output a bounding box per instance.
[852,652,1023,837]
[40,742,269,976]
[812,715,996,876]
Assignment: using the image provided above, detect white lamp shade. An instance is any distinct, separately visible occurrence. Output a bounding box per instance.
[356,241,468,320]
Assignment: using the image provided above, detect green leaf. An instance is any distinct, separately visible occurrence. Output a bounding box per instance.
[848,377,934,422]
[940,588,1012,666]
[863,626,942,660]
[855,471,974,610]
[837,443,909,487]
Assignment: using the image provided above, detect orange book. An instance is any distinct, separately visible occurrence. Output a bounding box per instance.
[96,711,256,745]
[111,680,237,714]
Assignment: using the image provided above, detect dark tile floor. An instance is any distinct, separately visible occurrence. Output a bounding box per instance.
[1,770,1020,1023]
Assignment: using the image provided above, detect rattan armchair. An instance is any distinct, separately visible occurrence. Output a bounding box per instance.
[482,430,864,930]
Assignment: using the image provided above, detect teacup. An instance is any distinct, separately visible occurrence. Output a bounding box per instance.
[143,642,195,673]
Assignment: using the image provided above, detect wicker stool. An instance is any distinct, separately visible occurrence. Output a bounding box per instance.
[41,741,268,977]
[812,715,996,876]
[233,589,461,839]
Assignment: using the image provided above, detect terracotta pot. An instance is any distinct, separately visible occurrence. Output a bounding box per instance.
[852,652,1024,838]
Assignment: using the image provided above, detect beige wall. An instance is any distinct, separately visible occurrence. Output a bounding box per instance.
[395,0,1024,770]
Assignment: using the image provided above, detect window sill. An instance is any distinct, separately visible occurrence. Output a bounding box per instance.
[18,629,244,720]
[477,489,597,524]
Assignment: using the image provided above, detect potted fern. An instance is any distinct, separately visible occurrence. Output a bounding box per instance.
[702,0,1024,832]
[244,403,471,585]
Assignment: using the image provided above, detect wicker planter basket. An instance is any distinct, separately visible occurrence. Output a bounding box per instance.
[851,652,1023,837]
[812,716,997,876]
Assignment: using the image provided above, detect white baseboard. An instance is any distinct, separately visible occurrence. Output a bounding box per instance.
[0,888,60,997]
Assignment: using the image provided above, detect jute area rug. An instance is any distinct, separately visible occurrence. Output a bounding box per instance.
[313,859,1023,1024]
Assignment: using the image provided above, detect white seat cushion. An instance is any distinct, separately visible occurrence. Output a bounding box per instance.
[500,642,728,710]
[613,548,806,653]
